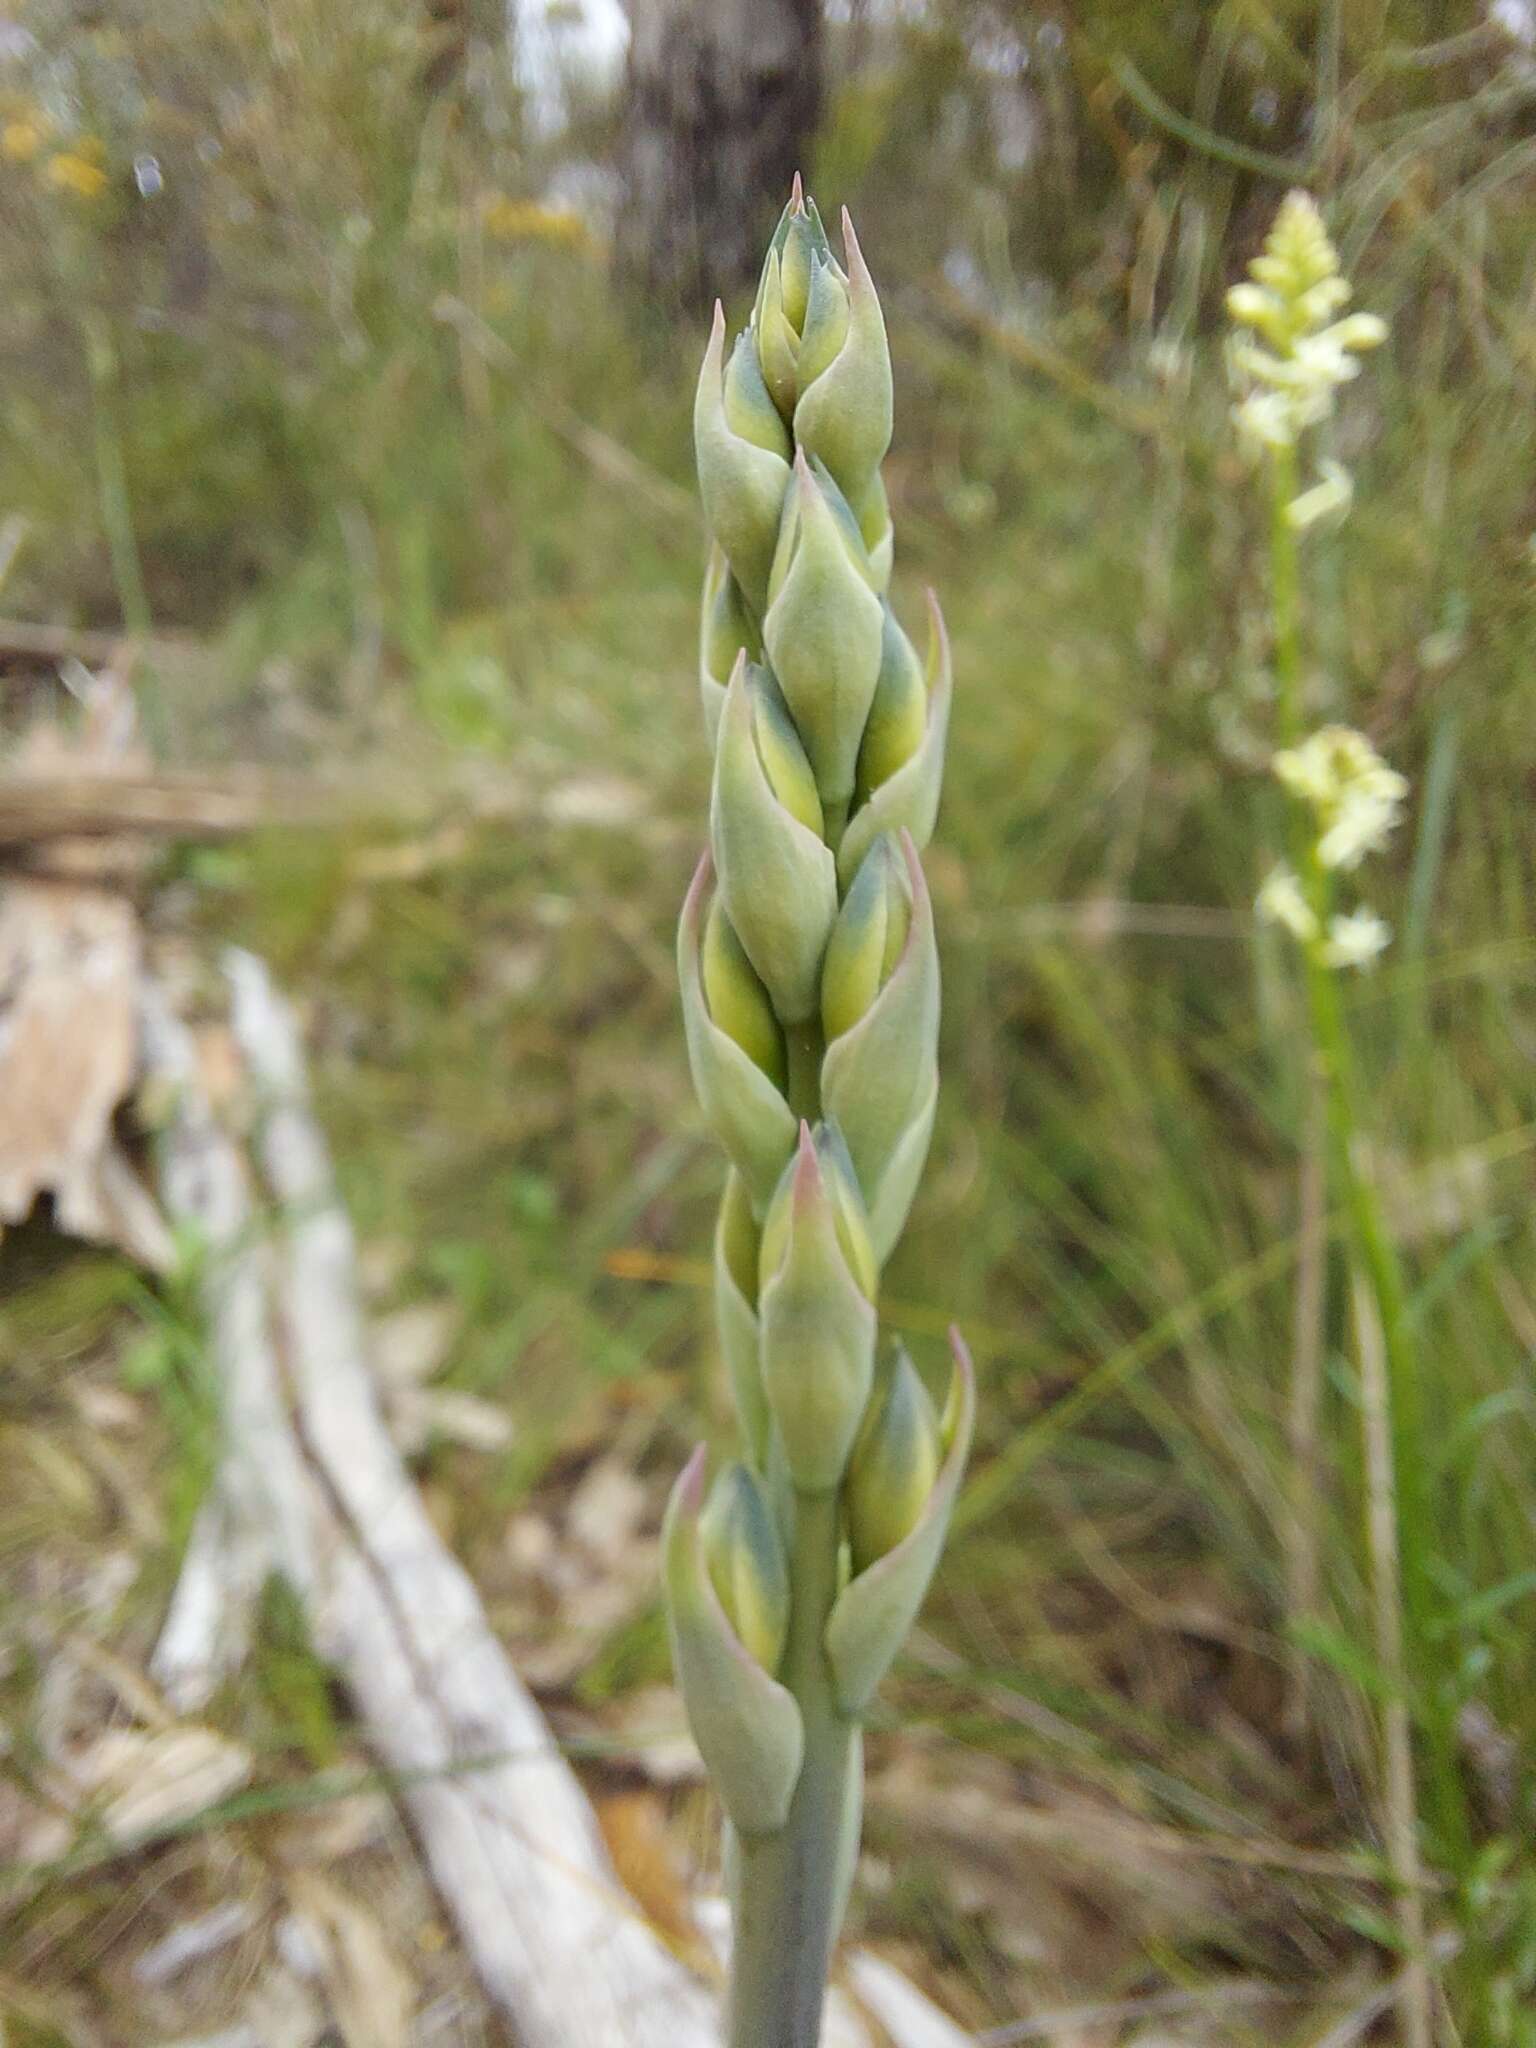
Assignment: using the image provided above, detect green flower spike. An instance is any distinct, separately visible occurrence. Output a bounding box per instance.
[670,187,970,2048]
[663,1447,804,1835]
[757,1122,878,1494]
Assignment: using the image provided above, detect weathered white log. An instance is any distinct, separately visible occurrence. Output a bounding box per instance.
[223,947,718,2048]
[144,982,315,1711]
[844,1951,974,2047]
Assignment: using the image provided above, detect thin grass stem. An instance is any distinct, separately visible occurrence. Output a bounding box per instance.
[1283,1061,1328,1745]
[1352,1272,1434,2048]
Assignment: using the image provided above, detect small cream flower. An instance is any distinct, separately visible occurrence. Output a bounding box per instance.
[1285,460,1353,532]
[1323,908,1391,970]
[1273,724,1407,870]
[1256,864,1318,943]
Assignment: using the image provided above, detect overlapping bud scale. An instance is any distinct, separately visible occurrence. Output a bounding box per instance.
[666,186,973,1834]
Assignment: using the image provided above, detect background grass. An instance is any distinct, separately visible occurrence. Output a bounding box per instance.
[2,2,1535,2040]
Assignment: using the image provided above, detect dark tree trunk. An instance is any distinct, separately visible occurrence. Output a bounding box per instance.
[618,0,823,311]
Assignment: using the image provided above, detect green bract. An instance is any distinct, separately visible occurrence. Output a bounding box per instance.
[763,454,886,821]
[662,1449,804,1835]
[820,832,940,1260]
[678,852,799,1212]
[845,1345,942,1574]
[696,305,792,613]
[702,1461,791,1675]
[709,658,837,1026]
[758,1126,878,1493]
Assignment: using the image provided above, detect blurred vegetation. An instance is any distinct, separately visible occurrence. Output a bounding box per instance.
[2,0,1536,2040]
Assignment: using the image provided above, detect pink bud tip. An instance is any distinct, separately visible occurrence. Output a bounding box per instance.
[676,1443,709,1512]
[791,171,805,209]
[792,1121,822,1207]
[924,588,950,663]
[947,1326,975,1387]
[682,847,714,928]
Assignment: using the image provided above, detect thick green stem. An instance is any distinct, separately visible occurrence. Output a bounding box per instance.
[728,1489,858,2048]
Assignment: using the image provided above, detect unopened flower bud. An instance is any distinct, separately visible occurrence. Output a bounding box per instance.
[753,181,837,417]
[701,545,760,749]
[662,1448,804,1834]
[820,835,910,1045]
[845,1347,942,1574]
[703,898,786,1091]
[696,303,792,613]
[793,209,893,512]
[701,1461,790,1673]
[763,453,885,820]
[724,327,793,459]
[855,609,927,807]
[854,469,894,591]
[821,833,939,1259]
[758,1123,878,1492]
[759,1120,877,1304]
[776,189,828,330]
[824,1331,975,1717]
[837,591,952,889]
[679,855,798,1213]
[711,658,838,1026]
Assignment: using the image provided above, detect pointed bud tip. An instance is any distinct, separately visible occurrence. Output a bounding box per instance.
[677,1443,709,1512]
[896,827,929,915]
[791,170,805,209]
[682,847,714,927]
[947,1326,974,1386]
[841,207,873,288]
[792,1120,821,1204]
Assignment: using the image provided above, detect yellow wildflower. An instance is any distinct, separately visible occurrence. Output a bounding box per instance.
[44,151,109,199]
[2,119,43,163]
[479,194,589,252]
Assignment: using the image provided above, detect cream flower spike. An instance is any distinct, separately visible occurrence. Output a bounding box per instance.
[1227,190,1387,476]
